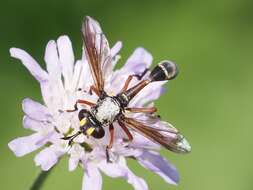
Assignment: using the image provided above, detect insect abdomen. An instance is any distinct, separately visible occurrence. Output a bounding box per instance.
[117,61,178,106]
[149,60,178,81]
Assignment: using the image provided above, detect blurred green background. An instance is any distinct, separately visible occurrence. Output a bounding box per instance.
[1,0,253,189]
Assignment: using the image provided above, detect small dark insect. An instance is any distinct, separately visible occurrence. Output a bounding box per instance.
[63,16,190,162]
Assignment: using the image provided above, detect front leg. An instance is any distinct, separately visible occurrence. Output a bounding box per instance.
[106,124,114,163]
[66,99,96,112]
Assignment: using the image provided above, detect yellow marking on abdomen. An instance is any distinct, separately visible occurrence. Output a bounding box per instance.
[86,127,95,136]
[80,118,87,126]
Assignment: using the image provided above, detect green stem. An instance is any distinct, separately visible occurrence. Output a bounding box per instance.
[30,169,52,190]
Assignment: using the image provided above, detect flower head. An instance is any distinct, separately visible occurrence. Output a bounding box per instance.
[8,16,191,190]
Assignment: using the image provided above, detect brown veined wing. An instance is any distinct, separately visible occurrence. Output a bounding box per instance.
[123,117,191,154]
[82,16,112,95]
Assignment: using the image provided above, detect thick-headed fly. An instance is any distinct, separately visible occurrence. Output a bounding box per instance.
[63,16,191,162]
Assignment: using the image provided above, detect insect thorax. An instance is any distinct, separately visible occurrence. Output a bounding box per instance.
[91,96,121,126]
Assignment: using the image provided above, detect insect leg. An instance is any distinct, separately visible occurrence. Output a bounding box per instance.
[133,68,149,80]
[118,120,133,142]
[120,75,134,93]
[120,69,149,93]
[106,124,114,163]
[66,99,96,112]
[108,124,114,149]
[125,107,157,114]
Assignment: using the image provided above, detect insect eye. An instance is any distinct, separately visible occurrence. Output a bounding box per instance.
[78,109,88,120]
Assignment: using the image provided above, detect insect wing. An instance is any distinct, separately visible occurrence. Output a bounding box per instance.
[123,117,191,154]
[82,16,111,93]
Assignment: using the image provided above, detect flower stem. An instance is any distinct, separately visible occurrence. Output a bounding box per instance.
[30,169,52,190]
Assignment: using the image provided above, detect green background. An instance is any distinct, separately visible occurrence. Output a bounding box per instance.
[1,0,253,189]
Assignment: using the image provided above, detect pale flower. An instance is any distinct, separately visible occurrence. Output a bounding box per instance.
[8,16,190,190]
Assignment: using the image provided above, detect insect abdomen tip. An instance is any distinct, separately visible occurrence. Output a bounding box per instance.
[150,60,178,82]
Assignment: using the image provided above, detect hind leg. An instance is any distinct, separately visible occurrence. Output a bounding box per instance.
[120,68,149,93]
[106,124,114,163]
[125,107,157,114]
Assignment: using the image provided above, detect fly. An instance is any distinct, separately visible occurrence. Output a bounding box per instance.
[62,16,190,162]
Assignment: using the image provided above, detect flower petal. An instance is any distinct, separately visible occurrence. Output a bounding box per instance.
[8,133,45,157]
[69,157,79,172]
[43,40,66,109]
[40,80,65,112]
[123,47,153,74]
[23,116,46,131]
[34,146,58,171]
[130,81,166,107]
[68,144,85,171]
[10,48,48,82]
[99,157,148,190]
[104,40,121,78]
[137,150,179,185]
[70,60,84,91]
[22,98,52,121]
[57,35,74,90]
[82,164,102,190]
[130,133,160,150]
[85,16,103,33]
[110,41,122,58]
[78,60,93,90]
[44,40,61,77]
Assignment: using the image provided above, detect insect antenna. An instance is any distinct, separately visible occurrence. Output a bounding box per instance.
[61,131,82,146]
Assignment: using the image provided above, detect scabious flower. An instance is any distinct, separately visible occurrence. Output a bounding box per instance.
[8,16,190,190]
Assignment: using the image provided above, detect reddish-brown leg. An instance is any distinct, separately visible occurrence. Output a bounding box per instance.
[118,120,133,142]
[125,107,157,114]
[66,99,96,112]
[106,124,114,162]
[108,124,114,149]
[120,69,149,93]
[89,85,100,96]
[120,75,134,93]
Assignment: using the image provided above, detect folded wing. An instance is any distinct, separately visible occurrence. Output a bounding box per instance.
[123,117,191,154]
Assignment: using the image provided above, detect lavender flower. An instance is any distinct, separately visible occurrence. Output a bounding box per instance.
[8,16,191,190]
